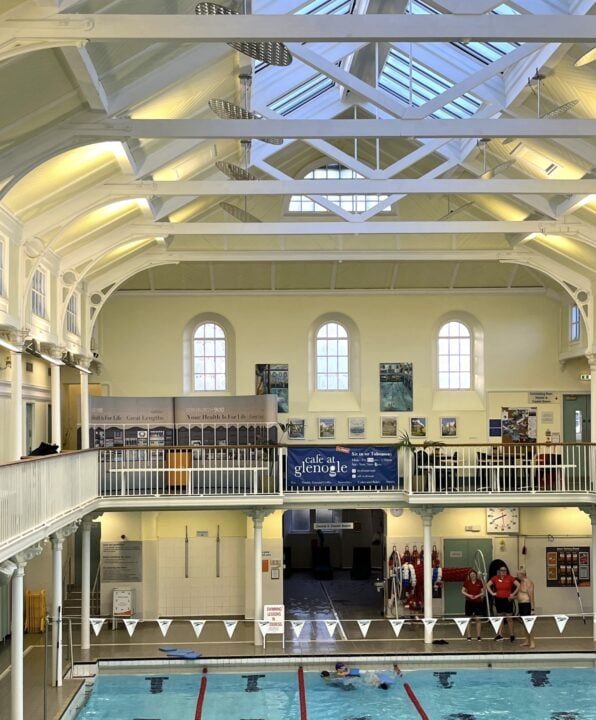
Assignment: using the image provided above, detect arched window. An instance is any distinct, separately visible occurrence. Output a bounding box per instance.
[193,322,227,391]
[289,164,389,214]
[316,321,349,390]
[437,321,471,389]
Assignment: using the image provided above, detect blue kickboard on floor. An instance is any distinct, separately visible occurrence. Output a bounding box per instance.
[159,646,177,653]
[166,650,202,659]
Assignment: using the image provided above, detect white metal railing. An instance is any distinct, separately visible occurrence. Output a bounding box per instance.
[405,443,595,495]
[98,445,282,497]
[0,452,98,557]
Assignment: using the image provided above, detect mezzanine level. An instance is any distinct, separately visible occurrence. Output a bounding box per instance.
[0,443,595,563]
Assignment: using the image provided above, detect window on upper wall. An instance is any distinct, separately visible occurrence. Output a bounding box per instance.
[66,294,80,336]
[289,164,390,214]
[316,321,349,390]
[31,269,47,319]
[570,304,581,343]
[437,321,472,389]
[0,239,5,298]
[193,321,227,392]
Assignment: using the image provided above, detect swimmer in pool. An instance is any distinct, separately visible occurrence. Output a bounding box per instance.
[321,670,355,690]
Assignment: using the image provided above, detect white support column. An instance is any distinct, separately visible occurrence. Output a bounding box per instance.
[11,545,44,720]
[11,339,24,461]
[50,523,79,685]
[414,507,443,645]
[10,561,25,720]
[587,354,596,443]
[51,534,64,687]
[247,510,267,647]
[80,517,92,652]
[79,360,90,449]
[50,361,61,449]
[581,507,596,641]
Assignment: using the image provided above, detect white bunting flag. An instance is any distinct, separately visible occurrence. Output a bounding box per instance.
[453,617,470,637]
[357,620,371,638]
[190,619,206,639]
[123,619,139,637]
[324,620,338,638]
[389,619,405,638]
[421,618,437,632]
[290,620,305,638]
[90,618,105,636]
[489,617,504,635]
[258,621,270,637]
[521,615,537,634]
[157,619,172,637]
[554,615,569,633]
[224,620,238,638]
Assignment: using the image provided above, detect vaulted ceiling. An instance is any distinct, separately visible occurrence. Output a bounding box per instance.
[1,0,595,314]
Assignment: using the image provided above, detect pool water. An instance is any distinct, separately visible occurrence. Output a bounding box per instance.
[75,666,596,720]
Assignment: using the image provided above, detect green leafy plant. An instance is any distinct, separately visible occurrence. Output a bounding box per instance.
[395,430,445,449]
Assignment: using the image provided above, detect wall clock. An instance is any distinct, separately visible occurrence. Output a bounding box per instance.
[486,507,519,534]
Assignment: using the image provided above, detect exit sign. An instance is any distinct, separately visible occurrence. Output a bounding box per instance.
[580,374,591,381]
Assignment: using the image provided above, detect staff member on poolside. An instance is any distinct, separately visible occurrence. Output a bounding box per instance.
[487,565,520,642]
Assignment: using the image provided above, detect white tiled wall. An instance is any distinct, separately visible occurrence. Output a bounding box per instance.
[157,536,245,616]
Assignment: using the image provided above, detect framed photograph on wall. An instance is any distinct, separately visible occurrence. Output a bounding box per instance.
[318,417,336,440]
[348,416,366,439]
[380,416,398,438]
[255,363,289,414]
[410,416,427,438]
[440,416,457,438]
[287,419,305,440]
[379,362,413,412]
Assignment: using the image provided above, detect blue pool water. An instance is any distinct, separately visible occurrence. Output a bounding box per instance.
[75,666,596,719]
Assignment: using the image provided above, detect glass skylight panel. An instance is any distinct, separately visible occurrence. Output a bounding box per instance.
[269,74,334,116]
[380,49,481,119]
[296,0,354,14]
[408,1,520,65]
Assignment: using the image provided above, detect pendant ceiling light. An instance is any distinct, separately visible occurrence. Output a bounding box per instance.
[215,161,257,181]
[219,200,261,223]
[195,2,292,67]
[478,138,516,180]
[218,138,261,222]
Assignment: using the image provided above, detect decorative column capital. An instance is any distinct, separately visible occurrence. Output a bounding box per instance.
[76,356,92,371]
[412,506,444,524]
[245,509,271,526]
[44,344,65,362]
[579,505,596,523]
[81,513,102,530]
[13,542,45,566]
[585,352,596,371]
[51,522,80,543]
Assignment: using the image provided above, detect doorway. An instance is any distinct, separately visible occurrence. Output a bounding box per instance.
[282,508,385,622]
[443,538,493,616]
[563,394,591,442]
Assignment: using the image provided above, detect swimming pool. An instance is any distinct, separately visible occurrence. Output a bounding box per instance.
[73,665,596,719]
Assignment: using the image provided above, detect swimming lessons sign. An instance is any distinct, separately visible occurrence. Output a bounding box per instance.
[287,446,397,488]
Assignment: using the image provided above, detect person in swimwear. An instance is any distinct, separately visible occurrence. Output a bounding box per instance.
[516,568,536,649]
[320,669,354,690]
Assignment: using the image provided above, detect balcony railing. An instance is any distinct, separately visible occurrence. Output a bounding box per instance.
[96,443,596,498]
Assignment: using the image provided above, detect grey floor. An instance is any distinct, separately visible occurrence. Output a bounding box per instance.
[1,571,595,719]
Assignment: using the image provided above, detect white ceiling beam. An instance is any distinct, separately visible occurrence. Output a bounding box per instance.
[130,220,587,235]
[5,14,596,43]
[555,194,595,217]
[67,117,596,140]
[102,178,596,196]
[60,46,109,112]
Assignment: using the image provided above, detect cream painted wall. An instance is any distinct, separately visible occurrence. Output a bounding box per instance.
[96,293,588,443]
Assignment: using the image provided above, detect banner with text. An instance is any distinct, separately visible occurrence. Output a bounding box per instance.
[287,446,397,489]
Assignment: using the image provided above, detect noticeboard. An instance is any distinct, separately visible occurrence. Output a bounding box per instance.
[546,546,590,587]
[112,588,134,617]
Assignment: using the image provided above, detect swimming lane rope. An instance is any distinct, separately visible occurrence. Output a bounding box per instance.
[194,668,208,720]
[298,666,307,720]
[394,664,429,720]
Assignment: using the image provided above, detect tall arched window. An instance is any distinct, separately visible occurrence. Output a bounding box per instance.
[437,321,471,389]
[316,321,349,390]
[194,322,227,391]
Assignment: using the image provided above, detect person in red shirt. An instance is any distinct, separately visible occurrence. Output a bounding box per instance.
[487,565,520,641]
[461,570,485,641]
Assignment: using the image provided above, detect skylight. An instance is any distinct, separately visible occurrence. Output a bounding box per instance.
[380,48,482,119]
[409,1,520,66]
[289,164,390,214]
[269,74,334,116]
[296,0,355,14]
